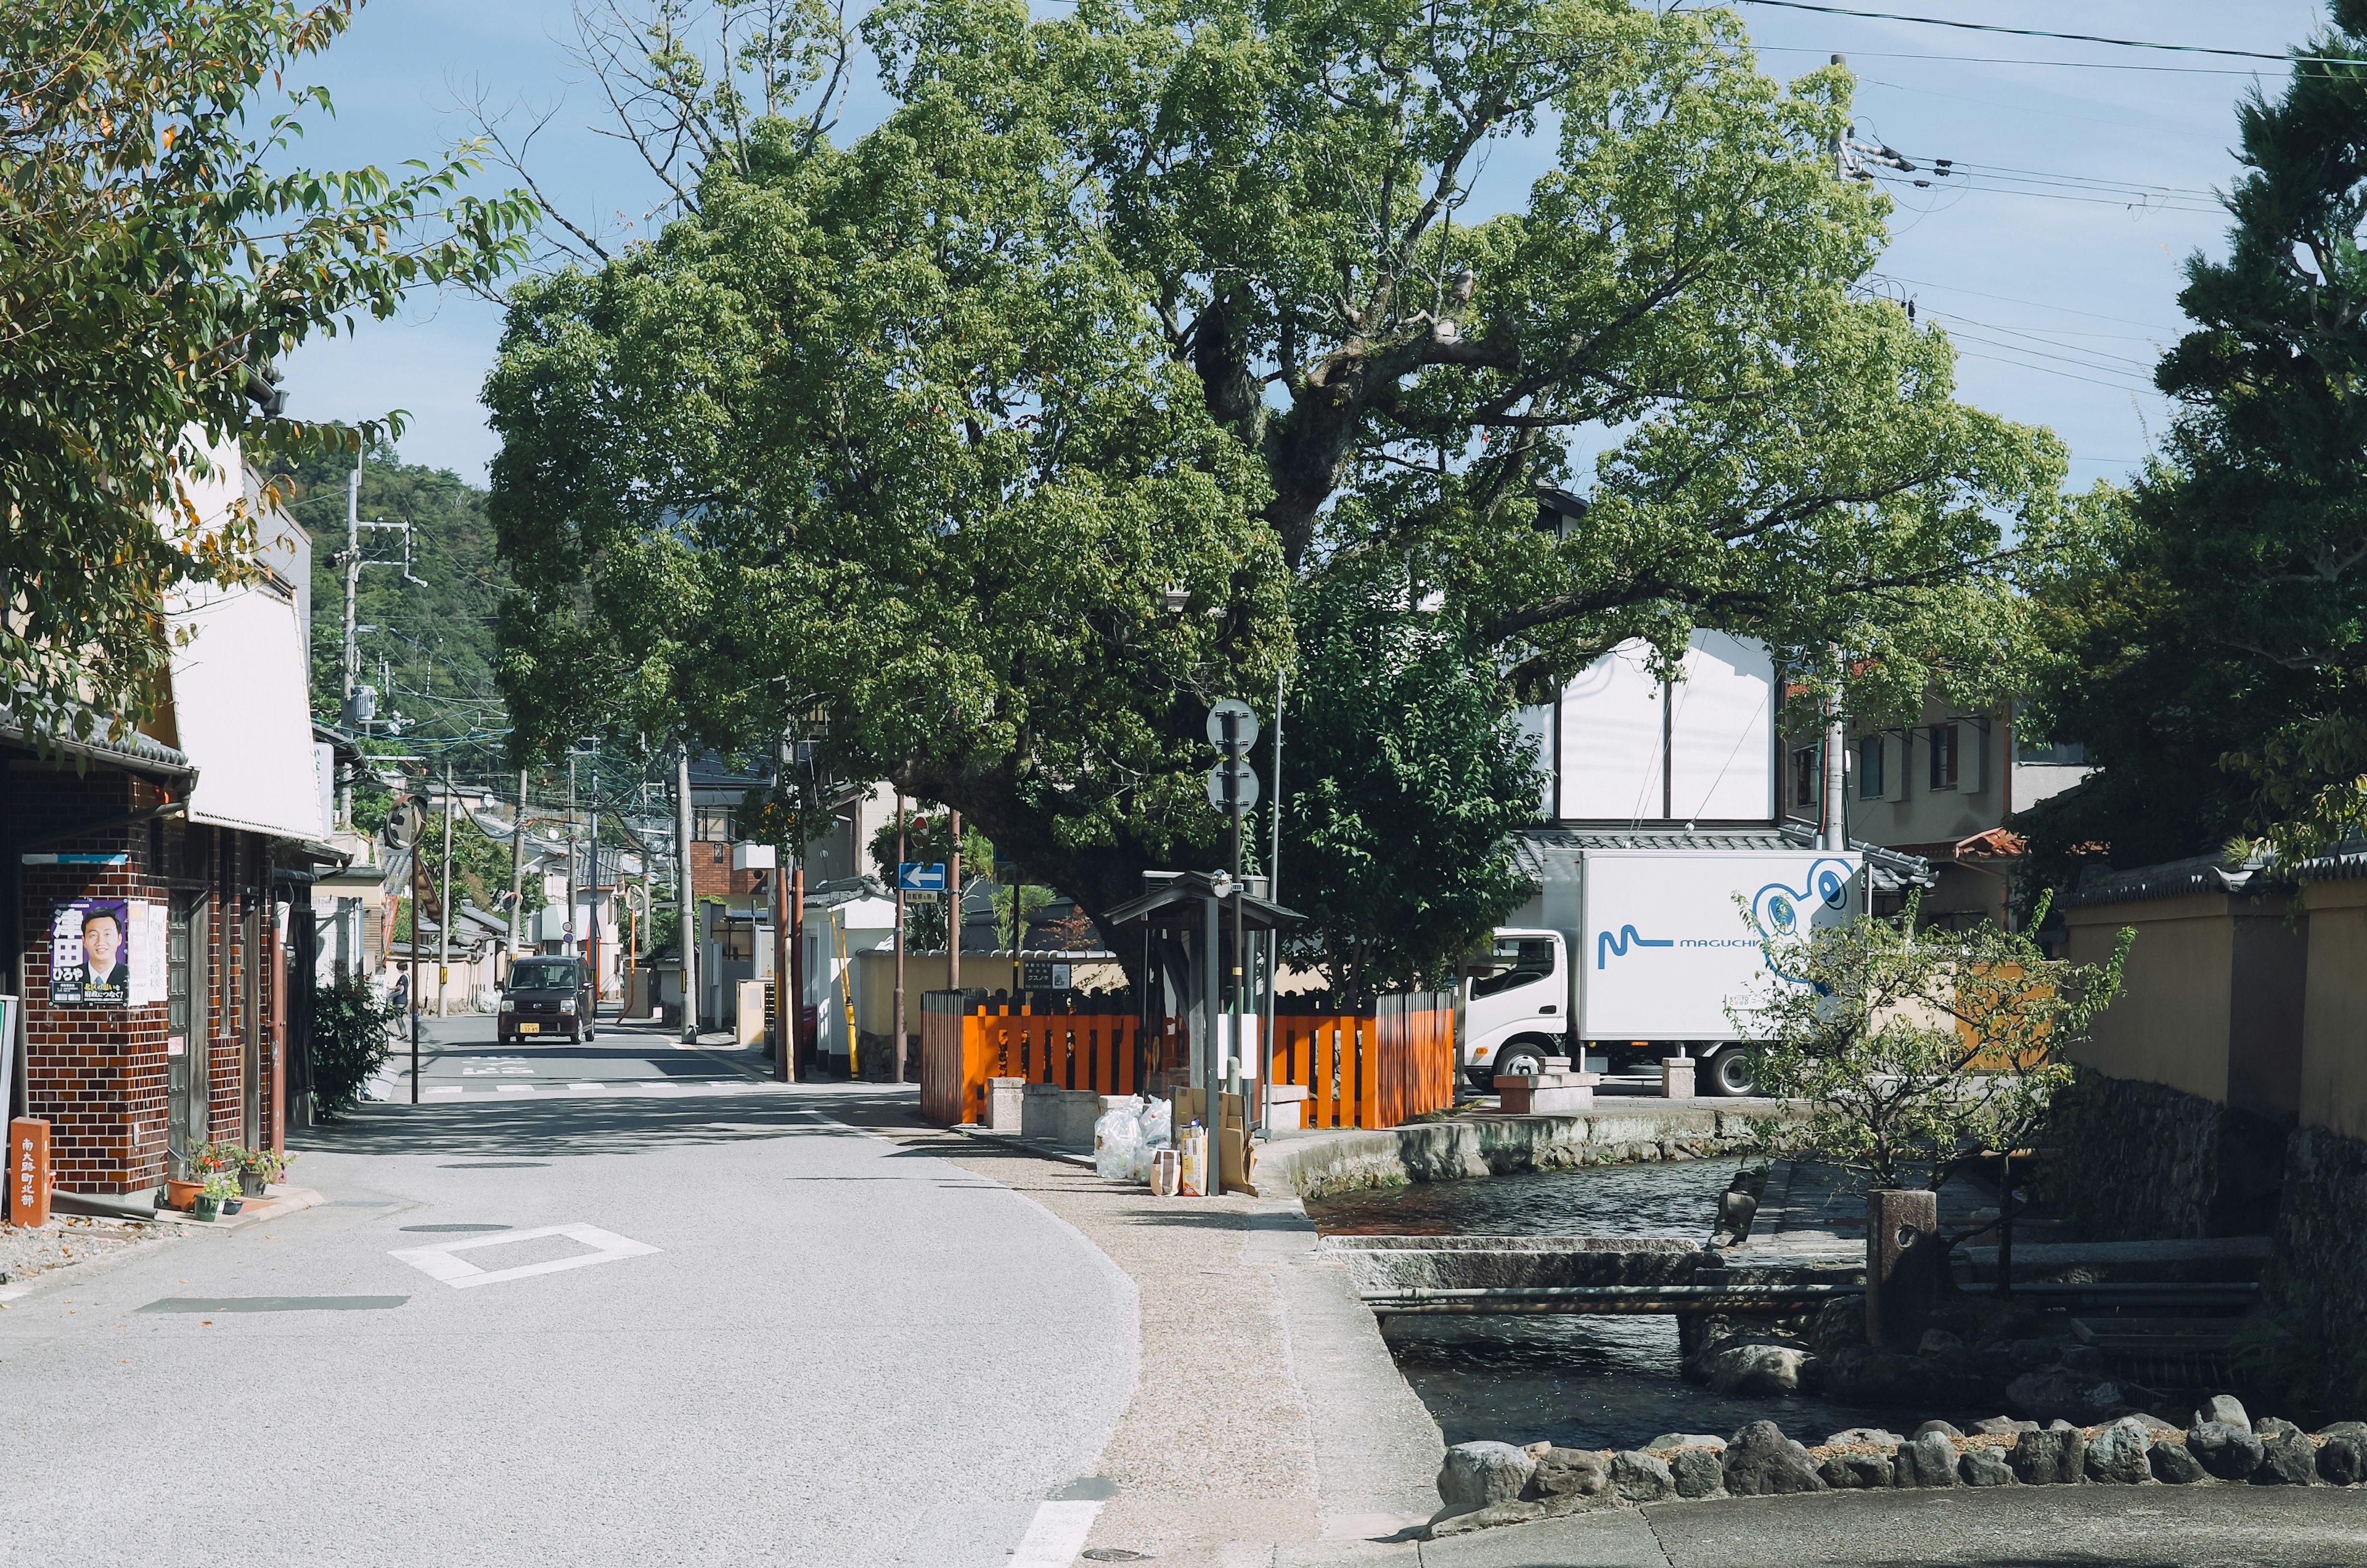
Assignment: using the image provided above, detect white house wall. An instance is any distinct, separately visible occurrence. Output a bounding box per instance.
[1558,642,1666,821]
[1555,633,1775,824]
[1667,632,1776,822]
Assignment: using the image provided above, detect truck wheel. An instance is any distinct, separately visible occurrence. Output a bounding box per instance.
[1495,1041,1550,1080]
[1704,1048,1758,1097]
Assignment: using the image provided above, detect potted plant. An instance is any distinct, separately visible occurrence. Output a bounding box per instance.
[235,1146,290,1196]
[162,1173,203,1212]
[194,1169,238,1221]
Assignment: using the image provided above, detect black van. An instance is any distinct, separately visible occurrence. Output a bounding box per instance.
[499,957,596,1045]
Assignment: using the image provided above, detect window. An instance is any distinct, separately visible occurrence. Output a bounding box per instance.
[1470,937,1556,999]
[715,918,755,962]
[2017,738,2087,766]
[508,958,582,990]
[1791,745,1820,808]
[1858,735,1884,799]
[1929,723,1960,790]
[693,804,738,842]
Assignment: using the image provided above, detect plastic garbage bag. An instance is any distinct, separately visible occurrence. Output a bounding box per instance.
[1094,1099,1145,1180]
[1138,1097,1174,1151]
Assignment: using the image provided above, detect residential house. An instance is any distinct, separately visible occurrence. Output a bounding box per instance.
[3,414,338,1194]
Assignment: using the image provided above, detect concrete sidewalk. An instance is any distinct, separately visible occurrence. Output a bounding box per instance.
[822,1087,1444,1567]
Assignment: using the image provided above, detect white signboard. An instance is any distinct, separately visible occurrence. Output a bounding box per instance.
[1579,851,1858,1040]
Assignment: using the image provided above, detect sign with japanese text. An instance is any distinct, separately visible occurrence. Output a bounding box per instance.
[9,1118,49,1228]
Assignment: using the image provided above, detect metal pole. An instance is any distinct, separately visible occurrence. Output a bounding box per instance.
[505,767,528,976]
[772,835,791,1082]
[587,802,601,1018]
[1265,665,1283,1129]
[893,791,907,1084]
[1203,888,1224,1196]
[947,810,963,996]
[1225,713,1246,1119]
[676,748,698,1042]
[437,762,453,1016]
[339,460,361,828]
[408,827,420,1104]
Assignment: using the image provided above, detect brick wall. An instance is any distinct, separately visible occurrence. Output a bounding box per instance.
[689,839,762,901]
[12,764,282,1195]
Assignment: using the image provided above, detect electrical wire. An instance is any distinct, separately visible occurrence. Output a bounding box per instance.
[1751,44,2365,78]
[1730,1,2358,65]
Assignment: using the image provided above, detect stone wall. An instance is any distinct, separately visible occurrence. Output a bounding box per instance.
[2262,1125,2367,1407]
[2038,1069,2287,1241]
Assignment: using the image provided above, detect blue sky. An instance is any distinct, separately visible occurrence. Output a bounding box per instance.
[277,0,2332,488]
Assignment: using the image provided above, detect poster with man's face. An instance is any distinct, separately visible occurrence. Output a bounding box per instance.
[52,898,130,1006]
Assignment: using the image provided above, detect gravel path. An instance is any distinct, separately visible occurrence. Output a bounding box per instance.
[0,1215,179,1294]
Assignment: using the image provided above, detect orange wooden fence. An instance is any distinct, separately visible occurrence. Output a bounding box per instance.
[921,989,1457,1130]
[1270,992,1455,1130]
[920,991,1147,1126]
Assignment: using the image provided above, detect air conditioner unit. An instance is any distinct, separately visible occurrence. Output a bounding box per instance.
[732,843,777,872]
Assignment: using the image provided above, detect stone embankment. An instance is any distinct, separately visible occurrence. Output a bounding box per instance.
[1251,1101,1802,1198]
[1428,1395,2365,1538]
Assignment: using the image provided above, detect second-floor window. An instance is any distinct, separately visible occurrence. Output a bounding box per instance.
[694,805,738,841]
[2018,738,2087,766]
[1929,723,1960,790]
[1791,745,1820,808]
[1858,735,1884,799]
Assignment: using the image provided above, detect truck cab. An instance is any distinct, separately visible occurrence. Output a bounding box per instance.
[1460,928,1568,1087]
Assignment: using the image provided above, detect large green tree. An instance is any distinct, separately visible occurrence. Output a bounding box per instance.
[2021,8,2367,877]
[488,0,2064,953]
[0,1,531,745]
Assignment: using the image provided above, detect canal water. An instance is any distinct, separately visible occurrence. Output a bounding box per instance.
[1306,1159,1969,1450]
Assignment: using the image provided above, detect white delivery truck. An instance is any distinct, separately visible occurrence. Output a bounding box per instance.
[1465,846,1863,1096]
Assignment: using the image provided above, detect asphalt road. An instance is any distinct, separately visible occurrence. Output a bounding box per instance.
[0,1011,1138,1568]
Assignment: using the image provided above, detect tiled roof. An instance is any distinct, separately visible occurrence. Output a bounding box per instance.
[0,708,191,775]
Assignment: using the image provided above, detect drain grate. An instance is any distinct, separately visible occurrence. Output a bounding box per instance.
[399,1223,512,1233]
[437,1161,549,1169]
[138,1296,409,1313]
[1081,1553,1150,1563]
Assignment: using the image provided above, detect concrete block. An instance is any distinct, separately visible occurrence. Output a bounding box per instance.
[1495,1072,1601,1115]
[1021,1080,1064,1139]
[1662,1057,1696,1099]
[1265,1083,1311,1132]
[1053,1088,1102,1149]
[984,1077,1026,1132]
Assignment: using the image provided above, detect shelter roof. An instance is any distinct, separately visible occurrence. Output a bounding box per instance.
[1101,870,1302,933]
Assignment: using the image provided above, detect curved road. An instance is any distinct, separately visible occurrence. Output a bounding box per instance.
[0,1013,1137,1567]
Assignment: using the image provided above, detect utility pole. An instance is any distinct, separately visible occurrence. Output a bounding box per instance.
[1823,651,1849,854]
[506,767,528,974]
[340,459,361,828]
[409,823,422,1104]
[587,801,602,1017]
[1265,664,1285,1124]
[790,853,805,1077]
[566,753,580,975]
[892,791,907,1084]
[437,761,454,1016]
[675,748,699,1043]
[947,810,963,997]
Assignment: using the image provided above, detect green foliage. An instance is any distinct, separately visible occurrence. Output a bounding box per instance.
[1733,892,2132,1192]
[309,963,401,1119]
[269,439,514,766]
[0,1,532,746]
[2021,10,2367,874]
[2231,1276,2367,1419]
[411,808,533,929]
[486,0,2064,951]
[1277,573,1545,999]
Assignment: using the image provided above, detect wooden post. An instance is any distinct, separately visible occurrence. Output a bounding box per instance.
[8,1117,49,1227]
[947,810,963,996]
[790,862,807,1077]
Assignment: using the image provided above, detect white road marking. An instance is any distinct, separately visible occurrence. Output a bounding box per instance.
[1011,1500,1101,1567]
[566,1082,606,1094]
[388,1223,660,1290]
[495,1084,535,1095]
[423,1087,463,1099]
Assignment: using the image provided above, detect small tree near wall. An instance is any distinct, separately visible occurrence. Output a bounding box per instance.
[1731,891,2132,1192]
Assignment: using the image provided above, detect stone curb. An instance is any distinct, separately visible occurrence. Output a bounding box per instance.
[1430,1411,2367,1537]
[950,1124,1098,1169]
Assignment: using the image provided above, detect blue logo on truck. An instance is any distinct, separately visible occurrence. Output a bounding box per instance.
[1595,925,1675,969]
[1593,859,1854,977]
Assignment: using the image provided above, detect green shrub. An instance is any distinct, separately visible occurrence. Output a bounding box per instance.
[311,965,399,1121]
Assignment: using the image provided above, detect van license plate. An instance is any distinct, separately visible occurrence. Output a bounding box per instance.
[518,1023,540,1034]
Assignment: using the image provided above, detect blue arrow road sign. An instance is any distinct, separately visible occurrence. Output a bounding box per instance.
[898,862,947,892]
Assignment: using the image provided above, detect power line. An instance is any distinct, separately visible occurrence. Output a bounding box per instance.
[1868,272,2180,333]
[1753,44,2361,78]
[1731,1,2356,65]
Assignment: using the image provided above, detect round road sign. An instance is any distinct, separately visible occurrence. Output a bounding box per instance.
[1206,697,1259,751]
